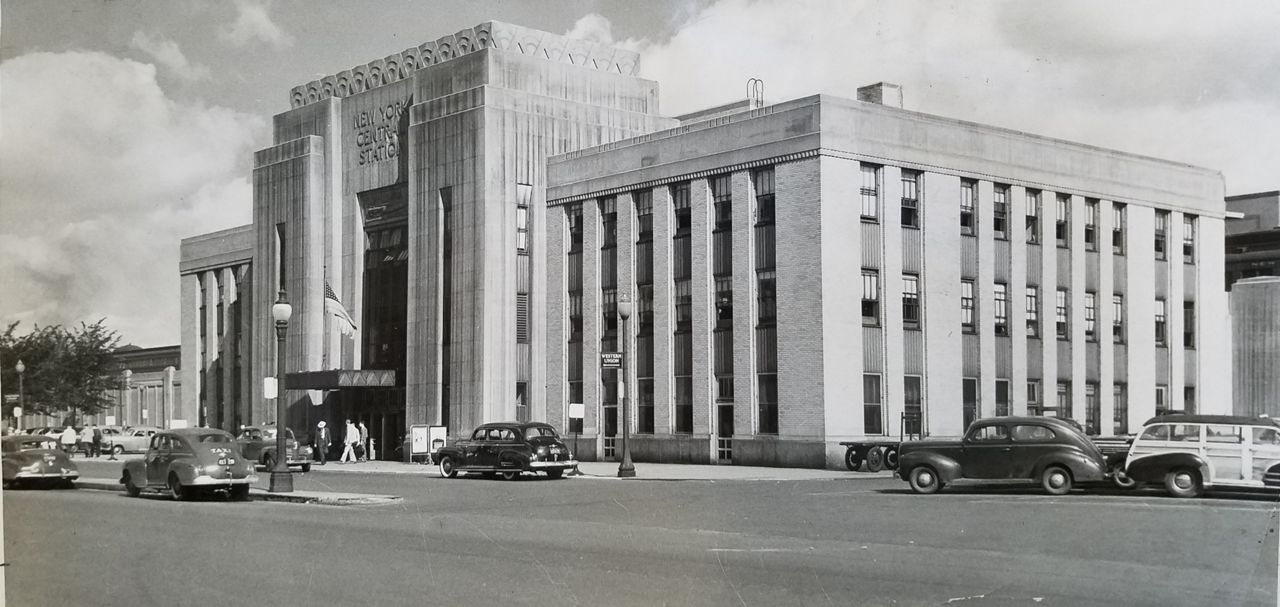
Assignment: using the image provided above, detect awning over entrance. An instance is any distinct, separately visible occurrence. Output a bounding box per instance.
[287,369,397,389]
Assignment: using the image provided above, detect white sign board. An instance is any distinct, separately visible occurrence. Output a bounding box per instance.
[170,419,189,429]
[429,425,447,453]
[410,424,431,455]
[12,406,22,417]
[263,377,277,399]
[104,415,115,426]
[568,403,585,420]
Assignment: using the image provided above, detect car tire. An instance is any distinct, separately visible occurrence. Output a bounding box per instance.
[438,455,458,478]
[907,466,941,494]
[112,445,125,456]
[123,472,142,497]
[865,447,885,473]
[1111,467,1138,490]
[883,446,900,471]
[1041,465,1073,495]
[263,454,277,471]
[168,473,189,501]
[1164,467,1203,498]
[300,464,311,473]
[844,449,863,472]
[546,469,564,480]
[500,470,519,481]
[230,485,250,501]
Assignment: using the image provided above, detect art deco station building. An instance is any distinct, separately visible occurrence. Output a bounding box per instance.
[179,21,1230,467]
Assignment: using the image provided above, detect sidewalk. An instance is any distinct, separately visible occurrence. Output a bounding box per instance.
[73,477,401,506]
[303,458,892,481]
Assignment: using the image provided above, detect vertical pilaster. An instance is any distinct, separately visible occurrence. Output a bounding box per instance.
[583,200,602,442]
[545,207,566,430]
[1009,186,1029,415]
[882,167,906,433]
[922,173,963,435]
[1198,216,1230,413]
[1127,205,1156,427]
[1070,195,1087,427]
[977,181,997,421]
[652,186,674,433]
[1040,191,1059,420]
[1098,200,1116,434]
[689,178,715,439]
[820,156,862,459]
[730,172,755,441]
[616,192,637,434]
[1168,211,1185,412]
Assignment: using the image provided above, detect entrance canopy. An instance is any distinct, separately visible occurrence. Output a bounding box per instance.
[287,369,396,390]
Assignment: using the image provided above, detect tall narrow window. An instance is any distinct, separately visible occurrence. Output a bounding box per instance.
[1155,385,1168,416]
[1112,203,1126,255]
[1113,294,1125,343]
[993,184,1009,240]
[994,283,1009,336]
[1027,380,1041,416]
[1154,210,1169,260]
[275,222,287,292]
[516,185,531,253]
[1084,291,1097,341]
[565,203,583,435]
[902,274,921,329]
[963,378,979,430]
[711,175,732,230]
[961,280,976,333]
[636,189,656,433]
[1055,288,1069,339]
[710,177,733,411]
[900,170,920,228]
[671,182,693,434]
[960,179,977,236]
[1026,286,1040,337]
[863,374,883,435]
[1155,299,1168,346]
[1184,387,1197,415]
[1183,300,1195,348]
[1055,382,1072,419]
[1113,384,1128,435]
[1025,189,1041,244]
[1055,194,1070,247]
[1084,199,1098,251]
[862,269,880,326]
[904,376,923,436]
[1183,215,1196,264]
[1085,383,1099,435]
[754,168,776,225]
[754,168,778,435]
[860,164,879,222]
[996,380,1011,417]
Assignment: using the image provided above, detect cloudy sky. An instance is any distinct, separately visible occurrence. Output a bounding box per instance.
[1,0,1277,347]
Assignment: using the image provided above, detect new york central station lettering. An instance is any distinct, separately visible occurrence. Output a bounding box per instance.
[352,100,408,165]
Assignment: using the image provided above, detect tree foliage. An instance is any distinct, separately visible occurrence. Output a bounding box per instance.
[1,320,121,423]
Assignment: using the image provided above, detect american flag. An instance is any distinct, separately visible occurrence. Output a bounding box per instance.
[325,282,358,333]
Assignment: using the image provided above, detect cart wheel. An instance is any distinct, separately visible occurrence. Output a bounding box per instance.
[843,448,863,472]
[883,446,899,471]
[865,446,885,472]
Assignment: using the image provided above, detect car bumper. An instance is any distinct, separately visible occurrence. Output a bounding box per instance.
[189,474,258,486]
[15,470,80,480]
[529,460,577,469]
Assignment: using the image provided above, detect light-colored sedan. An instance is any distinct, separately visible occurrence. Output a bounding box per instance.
[109,426,163,455]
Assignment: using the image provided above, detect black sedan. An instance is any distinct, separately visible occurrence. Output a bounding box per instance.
[897,416,1109,495]
[436,422,577,480]
[2,435,79,489]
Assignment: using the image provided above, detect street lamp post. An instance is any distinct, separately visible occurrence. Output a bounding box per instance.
[15,360,25,432]
[617,293,636,478]
[121,369,132,426]
[270,290,294,493]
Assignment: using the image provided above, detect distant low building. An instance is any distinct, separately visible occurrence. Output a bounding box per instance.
[1225,191,1280,289]
[1225,191,1280,418]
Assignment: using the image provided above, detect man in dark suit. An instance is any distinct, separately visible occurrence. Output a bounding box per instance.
[313,420,332,465]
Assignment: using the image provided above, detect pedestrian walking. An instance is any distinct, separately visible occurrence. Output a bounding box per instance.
[339,419,359,463]
[79,426,94,458]
[313,421,331,465]
[59,425,77,455]
[356,421,369,462]
[91,425,103,458]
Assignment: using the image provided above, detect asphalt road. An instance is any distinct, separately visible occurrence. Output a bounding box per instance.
[5,466,1277,607]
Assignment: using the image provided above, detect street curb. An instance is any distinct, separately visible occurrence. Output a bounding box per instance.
[74,478,401,506]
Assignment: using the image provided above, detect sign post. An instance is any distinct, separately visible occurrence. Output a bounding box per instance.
[568,402,585,476]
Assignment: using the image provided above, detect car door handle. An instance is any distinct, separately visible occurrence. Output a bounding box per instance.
[1002,447,1012,452]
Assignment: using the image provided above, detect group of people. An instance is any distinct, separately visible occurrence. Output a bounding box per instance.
[311,419,370,465]
[50,425,105,458]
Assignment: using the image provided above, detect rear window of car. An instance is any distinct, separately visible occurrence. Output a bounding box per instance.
[1011,425,1057,442]
[1253,427,1280,446]
[969,425,1009,442]
[1205,425,1242,444]
[525,426,560,439]
[198,434,232,444]
[1139,425,1170,441]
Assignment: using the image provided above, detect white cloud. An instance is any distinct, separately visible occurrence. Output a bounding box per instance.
[130,31,212,82]
[220,0,294,49]
[564,13,645,53]
[0,51,261,346]
[631,0,1280,193]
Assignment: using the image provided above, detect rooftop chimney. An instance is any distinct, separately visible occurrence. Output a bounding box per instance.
[857,82,903,108]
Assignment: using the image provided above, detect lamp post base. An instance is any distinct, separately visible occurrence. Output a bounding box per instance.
[617,454,636,478]
[269,470,294,493]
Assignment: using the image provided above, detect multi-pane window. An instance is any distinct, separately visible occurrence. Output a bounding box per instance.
[1085,383,1099,436]
[1113,294,1125,343]
[1084,291,1097,341]
[671,183,692,434]
[1026,285,1040,337]
[1112,203,1126,255]
[1055,288,1069,339]
[1183,215,1196,264]
[993,184,1009,240]
[996,379,1010,417]
[861,269,880,326]
[758,270,777,324]
[1084,199,1098,251]
[1025,189,1041,244]
[1113,384,1128,435]
[1055,194,1070,247]
[963,378,979,430]
[754,169,775,225]
[1155,385,1168,416]
[902,274,921,329]
[960,179,977,236]
[1184,387,1197,415]
[1155,298,1167,346]
[516,184,531,253]
[900,170,920,228]
[711,175,732,230]
[960,280,976,333]
[1055,382,1072,419]
[863,374,883,435]
[994,283,1009,336]
[1027,380,1041,416]
[904,376,923,436]
[1154,210,1169,260]
[755,167,778,435]
[1183,300,1195,348]
[860,164,879,222]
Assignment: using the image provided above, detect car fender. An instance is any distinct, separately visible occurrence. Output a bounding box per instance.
[435,445,464,462]
[1032,451,1106,482]
[898,452,963,483]
[168,462,200,485]
[121,460,147,485]
[1126,452,1210,485]
[2,460,17,481]
[498,449,530,469]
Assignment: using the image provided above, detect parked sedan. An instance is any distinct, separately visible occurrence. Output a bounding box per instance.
[120,428,257,501]
[436,422,576,480]
[898,416,1109,495]
[109,426,163,455]
[2,435,79,488]
[235,425,313,472]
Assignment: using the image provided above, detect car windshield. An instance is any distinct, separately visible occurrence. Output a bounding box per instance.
[524,426,559,439]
